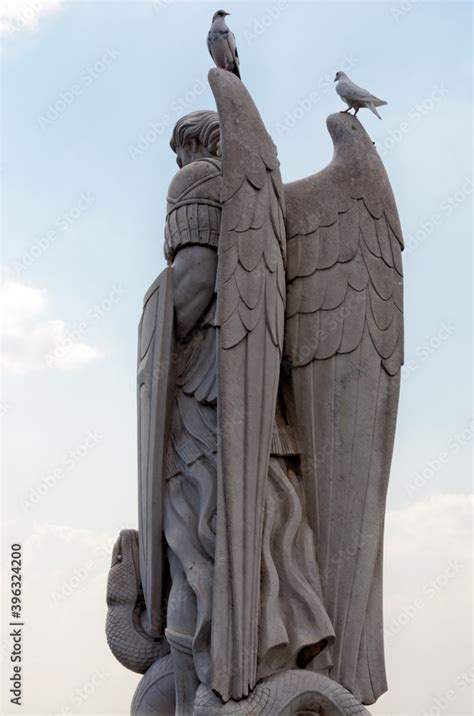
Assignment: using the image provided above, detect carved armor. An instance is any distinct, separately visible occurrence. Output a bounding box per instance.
[164,157,223,262]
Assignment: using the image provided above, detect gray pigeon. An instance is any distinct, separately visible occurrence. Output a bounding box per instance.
[334,71,387,119]
[207,10,241,79]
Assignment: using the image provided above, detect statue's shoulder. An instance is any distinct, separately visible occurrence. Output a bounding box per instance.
[165,158,223,261]
[167,158,222,204]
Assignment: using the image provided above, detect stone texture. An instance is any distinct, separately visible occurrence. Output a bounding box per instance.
[284,112,403,704]
[105,530,169,673]
[105,69,403,716]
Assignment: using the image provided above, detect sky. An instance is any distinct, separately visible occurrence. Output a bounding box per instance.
[0,1,472,714]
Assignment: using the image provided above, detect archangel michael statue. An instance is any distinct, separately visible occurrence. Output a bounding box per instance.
[106,69,404,716]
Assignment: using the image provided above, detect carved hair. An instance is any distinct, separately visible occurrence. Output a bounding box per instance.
[170,110,221,157]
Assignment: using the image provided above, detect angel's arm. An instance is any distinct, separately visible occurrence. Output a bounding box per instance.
[172,245,217,339]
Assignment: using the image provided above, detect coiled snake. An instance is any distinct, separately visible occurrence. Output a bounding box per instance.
[106,529,370,715]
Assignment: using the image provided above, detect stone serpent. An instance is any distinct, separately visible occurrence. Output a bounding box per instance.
[105,529,169,674]
[194,671,371,716]
[106,529,370,715]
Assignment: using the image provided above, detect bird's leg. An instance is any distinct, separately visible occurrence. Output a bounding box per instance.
[340,108,351,114]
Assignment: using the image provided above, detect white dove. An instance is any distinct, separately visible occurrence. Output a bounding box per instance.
[334,71,387,119]
[207,10,241,79]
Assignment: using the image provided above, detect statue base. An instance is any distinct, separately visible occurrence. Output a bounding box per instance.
[132,661,371,716]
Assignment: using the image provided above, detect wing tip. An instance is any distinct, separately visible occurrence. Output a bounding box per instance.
[326,112,375,149]
[208,66,241,91]
[208,66,222,88]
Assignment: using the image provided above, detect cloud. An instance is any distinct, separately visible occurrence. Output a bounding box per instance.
[373,494,473,715]
[2,522,139,714]
[0,0,62,37]
[385,493,472,560]
[2,494,471,714]
[0,280,102,374]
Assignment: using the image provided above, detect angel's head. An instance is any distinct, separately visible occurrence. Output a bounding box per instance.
[170,110,221,168]
[334,71,348,82]
[212,9,230,22]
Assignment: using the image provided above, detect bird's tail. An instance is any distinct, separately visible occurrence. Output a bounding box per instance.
[373,98,388,107]
[232,65,241,80]
[368,102,382,119]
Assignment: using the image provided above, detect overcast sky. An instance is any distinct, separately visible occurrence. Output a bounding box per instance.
[1,1,472,714]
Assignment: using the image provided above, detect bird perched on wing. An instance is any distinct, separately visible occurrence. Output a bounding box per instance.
[334,71,387,119]
[207,10,241,79]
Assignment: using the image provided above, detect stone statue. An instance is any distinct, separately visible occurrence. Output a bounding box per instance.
[106,68,403,716]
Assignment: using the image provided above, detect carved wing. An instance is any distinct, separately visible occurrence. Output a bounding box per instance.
[208,68,286,702]
[284,114,403,705]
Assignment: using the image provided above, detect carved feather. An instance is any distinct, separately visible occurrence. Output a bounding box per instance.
[284,195,403,369]
[208,68,286,702]
[283,113,403,705]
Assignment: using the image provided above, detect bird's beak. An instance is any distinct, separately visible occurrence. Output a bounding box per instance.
[224,11,230,15]
[334,76,337,82]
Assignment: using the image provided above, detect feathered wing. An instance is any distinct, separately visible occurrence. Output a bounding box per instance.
[227,31,241,78]
[208,68,286,702]
[337,79,387,106]
[284,113,403,705]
